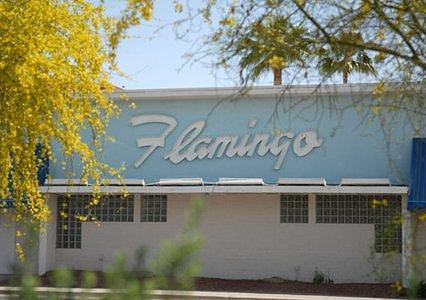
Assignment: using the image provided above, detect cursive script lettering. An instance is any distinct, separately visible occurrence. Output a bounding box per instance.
[132,114,322,170]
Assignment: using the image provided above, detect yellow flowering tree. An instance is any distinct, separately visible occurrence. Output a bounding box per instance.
[0,0,153,227]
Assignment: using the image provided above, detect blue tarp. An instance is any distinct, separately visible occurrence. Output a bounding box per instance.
[408,138,426,211]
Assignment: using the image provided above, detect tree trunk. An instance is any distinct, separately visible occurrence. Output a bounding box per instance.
[273,68,282,86]
[343,71,348,84]
[342,48,352,84]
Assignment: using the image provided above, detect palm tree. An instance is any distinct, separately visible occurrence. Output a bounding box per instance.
[234,16,309,86]
[320,32,377,84]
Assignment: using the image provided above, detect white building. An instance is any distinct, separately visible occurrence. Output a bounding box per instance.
[1,84,425,284]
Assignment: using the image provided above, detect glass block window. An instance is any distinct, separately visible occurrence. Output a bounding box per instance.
[316,194,402,253]
[56,195,87,249]
[375,223,402,253]
[280,194,309,223]
[141,195,167,222]
[91,195,134,222]
[56,194,134,249]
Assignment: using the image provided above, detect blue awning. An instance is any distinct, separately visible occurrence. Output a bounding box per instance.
[0,198,14,209]
[36,144,49,186]
[1,145,49,209]
[408,138,426,211]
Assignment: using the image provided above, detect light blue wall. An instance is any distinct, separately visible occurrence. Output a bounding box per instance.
[50,94,413,185]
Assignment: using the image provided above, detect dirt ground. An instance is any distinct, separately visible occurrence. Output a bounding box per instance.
[194,277,401,298]
[0,271,403,298]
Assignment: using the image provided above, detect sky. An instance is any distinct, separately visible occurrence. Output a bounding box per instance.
[110,1,241,89]
[109,1,373,90]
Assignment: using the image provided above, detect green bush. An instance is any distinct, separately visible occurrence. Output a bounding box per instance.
[313,269,333,284]
[407,274,426,299]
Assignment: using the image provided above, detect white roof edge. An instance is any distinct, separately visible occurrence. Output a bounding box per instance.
[45,178,145,186]
[218,178,264,186]
[110,83,380,101]
[341,178,391,186]
[39,185,408,194]
[278,178,326,186]
[102,179,145,186]
[158,178,203,186]
[45,178,90,186]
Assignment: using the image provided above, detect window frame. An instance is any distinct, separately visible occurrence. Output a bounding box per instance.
[280,194,309,224]
[315,194,402,253]
[140,194,168,223]
[56,194,135,249]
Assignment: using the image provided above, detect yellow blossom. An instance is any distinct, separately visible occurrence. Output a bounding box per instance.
[372,106,381,115]
[371,198,388,208]
[220,17,236,27]
[268,55,286,69]
[173,1,184,13]
[16,243,25,262]
[391,281,403,294]
[75,215,88,222]
[0,0,153,238]
[373,82,386,97]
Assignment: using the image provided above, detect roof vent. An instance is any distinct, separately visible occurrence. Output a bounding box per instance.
[218,178,264,186]
[278,178,326,186]
[340,178,391,186]
[45,178,90,186]
[158,178,203,186]
[102,179,145,186]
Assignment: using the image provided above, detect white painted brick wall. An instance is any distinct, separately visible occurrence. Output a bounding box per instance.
[53,193,402,283]
[0,214,16,275]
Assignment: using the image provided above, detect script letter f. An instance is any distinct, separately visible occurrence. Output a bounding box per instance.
[130,114,177,168]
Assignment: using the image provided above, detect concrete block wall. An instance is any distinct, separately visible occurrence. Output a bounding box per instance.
[0,214,40,277]
[38,195,57,275]
[412,212,426,280]
[0,214,16,276]
[52,193,401,283]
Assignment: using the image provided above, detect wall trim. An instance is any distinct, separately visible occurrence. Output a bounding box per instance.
[40,185,408,195]
[111,83,380,101]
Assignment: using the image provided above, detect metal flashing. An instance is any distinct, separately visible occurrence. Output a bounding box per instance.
[218,178,265,186]
[340,178,391,186]
[158,178,204,186]
[278,178,326,186]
